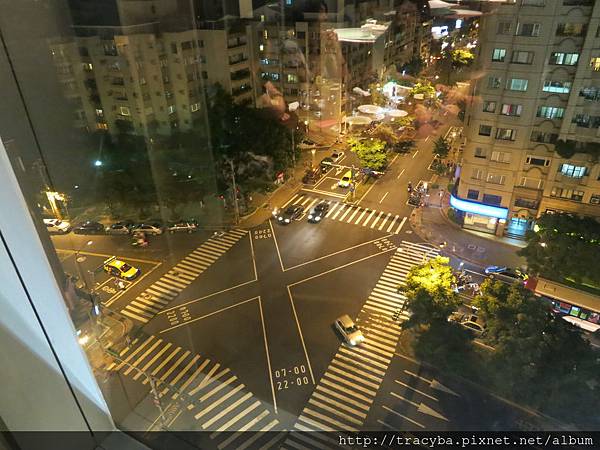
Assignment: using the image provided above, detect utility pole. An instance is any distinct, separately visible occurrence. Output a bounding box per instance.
[291,127,296,178]
[229,159,240,224]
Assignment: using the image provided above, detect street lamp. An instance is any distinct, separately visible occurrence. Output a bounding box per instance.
[311,148,316,170]
[288,102,300,177]
[94,160,103,167]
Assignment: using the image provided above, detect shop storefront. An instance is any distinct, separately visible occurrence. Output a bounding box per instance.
[450,194,509,236]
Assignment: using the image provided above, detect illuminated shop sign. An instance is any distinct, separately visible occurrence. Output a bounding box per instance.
[450,194,508,219]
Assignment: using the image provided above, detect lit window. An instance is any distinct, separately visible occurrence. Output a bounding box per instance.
[482,101,496,113]
[549,52,579,65]
[487,76,501,89]
[516,23,541,37]
[537,106,565,119]
[496,128,515,140]
[167,105,176,114]
[479,124,492,136]
[560,164,587,178]
[590,57,600,71]
[543,80,571,93]
[500,104,522,116]
[119,106,130,116]
[492,48,506,62]
[507,78,528,91]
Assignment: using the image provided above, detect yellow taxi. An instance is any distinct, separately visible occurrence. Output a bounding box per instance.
[103,256,141,280]
[338,170,352,188]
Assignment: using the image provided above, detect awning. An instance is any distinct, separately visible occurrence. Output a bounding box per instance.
[450,194,508,220]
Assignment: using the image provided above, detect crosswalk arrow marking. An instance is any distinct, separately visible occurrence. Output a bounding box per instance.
[430,379,460,397]
[417,403,449,422]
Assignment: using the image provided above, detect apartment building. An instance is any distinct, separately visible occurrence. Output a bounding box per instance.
[456,0,600,238]
[50,1,255,136]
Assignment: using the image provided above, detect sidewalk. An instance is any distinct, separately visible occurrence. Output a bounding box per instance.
[410,177,527,269]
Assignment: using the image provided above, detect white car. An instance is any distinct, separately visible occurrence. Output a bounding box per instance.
[43,218,71,234]
[134,223,163,235]
[335,314,365,346]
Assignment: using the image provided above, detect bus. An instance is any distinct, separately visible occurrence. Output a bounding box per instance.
[526,277,600,333]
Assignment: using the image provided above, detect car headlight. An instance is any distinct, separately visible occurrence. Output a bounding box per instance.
[308,215,313,220]
[315,216,321,221]
[349,340,356,346]
[278,217,283,221]
[285,219,290,223]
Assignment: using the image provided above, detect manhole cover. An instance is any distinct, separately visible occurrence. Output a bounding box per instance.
[467,244,476,250]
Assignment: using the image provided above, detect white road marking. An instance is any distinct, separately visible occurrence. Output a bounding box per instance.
[412,150,419,158]
[382,405,425,429]
[386,215,400,232]
[379,192,389,204]
[395,217,407,234]
[378,213,391,230]
[354,209,368,225]
[362,210,377,227]
[258,296,278,414]
[396,168,405,180]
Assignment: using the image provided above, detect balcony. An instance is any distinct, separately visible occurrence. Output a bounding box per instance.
[230,69,250,81]
[514,198,540,210]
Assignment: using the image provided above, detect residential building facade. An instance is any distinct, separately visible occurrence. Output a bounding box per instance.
[457,0,600,237]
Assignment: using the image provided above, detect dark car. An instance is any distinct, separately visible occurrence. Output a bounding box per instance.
[73,221,105,234]
[105,221,134,235]
[320,157,334,173]
[308,202,329,223]
[166,221,198,233]
[276,204,304,224]
[484,266,526,281]
[302,168,321,184]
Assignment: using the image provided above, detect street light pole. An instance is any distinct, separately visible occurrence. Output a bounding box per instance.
[229,159,240,224]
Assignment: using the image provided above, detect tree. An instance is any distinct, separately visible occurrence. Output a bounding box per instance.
[369,124,398,148]
[400,256,461,329]
[518,213,600,285]
[400,56,424,76]
[367,83,387,106]
[433,136,451,158]
[473,280,600,425]
[451,49,475,68]
[410,81,436,99]
[348,137,388,170]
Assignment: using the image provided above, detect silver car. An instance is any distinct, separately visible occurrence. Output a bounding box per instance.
[335,315,365,346]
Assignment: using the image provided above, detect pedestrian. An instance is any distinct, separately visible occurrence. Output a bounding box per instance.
[118,280,126,291]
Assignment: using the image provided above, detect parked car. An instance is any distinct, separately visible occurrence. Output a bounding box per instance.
[276,204,304,224]
[105,221,134,235]
[103,256,140,280]
[334,314,365,346]
[450,310,486,337]
[331,151,344,161]
[484,266,526,281]
[320,157,334,173]
[298,138,317,149]
[166,221,198,233]
[308,202,329,223]
[43,218,71,234]
[134,223,163,235]
[302,168,321,184]
[73,221,104,234]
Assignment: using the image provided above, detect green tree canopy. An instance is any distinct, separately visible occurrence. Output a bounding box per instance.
[410,81,436,99]
[400,256,460,328]
[368,124,398,147]
[348,137,388,170]
[451,49,475,68]
[518,212,600,285]
[433,136,451,158]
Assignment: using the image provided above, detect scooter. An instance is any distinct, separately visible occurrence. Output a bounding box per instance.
[131,238,148,247]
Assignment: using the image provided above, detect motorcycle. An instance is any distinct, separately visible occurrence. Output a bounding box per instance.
[131,238,148,247]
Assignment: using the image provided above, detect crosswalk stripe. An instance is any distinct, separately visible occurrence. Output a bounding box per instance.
[312,391,367,418]
[145,347,181,382]
[298,414,336,432]
[324,372,377,396]
[190,363,224,396]
[334,352,386,377]
[160,275,188,289]
[363,338,396,355]
[353,346,391,365]
[354,209,368,225]
[154,281,180,294]
[159,350,190,382]
[346,207,360,223]
[128,302,159,315]
[173,359,209,399]
[115,336,154,371]
[378,213,391,230]
[202,391,253,428]
[211,400,260,434]
[338,205,352,221]
[134,343,172,380]
[120,310,149,322]
[124,339,162,375]
[197,373,236,404]
[303,407,359,432]
[184,254,211,266]
[218,412,273,450]
[359,319,401,337]
[320,378,374,404]
[339,346,388,370]
[315,385,370,411]
[362,329,398,347]
[326,203,340,218]
[362,210,377,226]
[257,430,287,450]
[194,384,244,420]
[370,213,382,228]
[327,365,379,390]
[395,216,407,234]
[168,270,195,281]
[386,215,400,232]
[308,398,363,425]
[331,360,383,383]
[145,287,175,299]
[175,261,203,274]
[305,198,320,212]
[299,197,311,206]
[169,355,200,387]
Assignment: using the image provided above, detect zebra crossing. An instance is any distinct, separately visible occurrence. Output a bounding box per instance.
[119,229,248,323]
[283,241,439,448]
[107,335,284,449]
[285,193,407,234]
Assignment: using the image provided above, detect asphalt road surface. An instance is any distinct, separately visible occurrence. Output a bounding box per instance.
[48,125,538,449]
